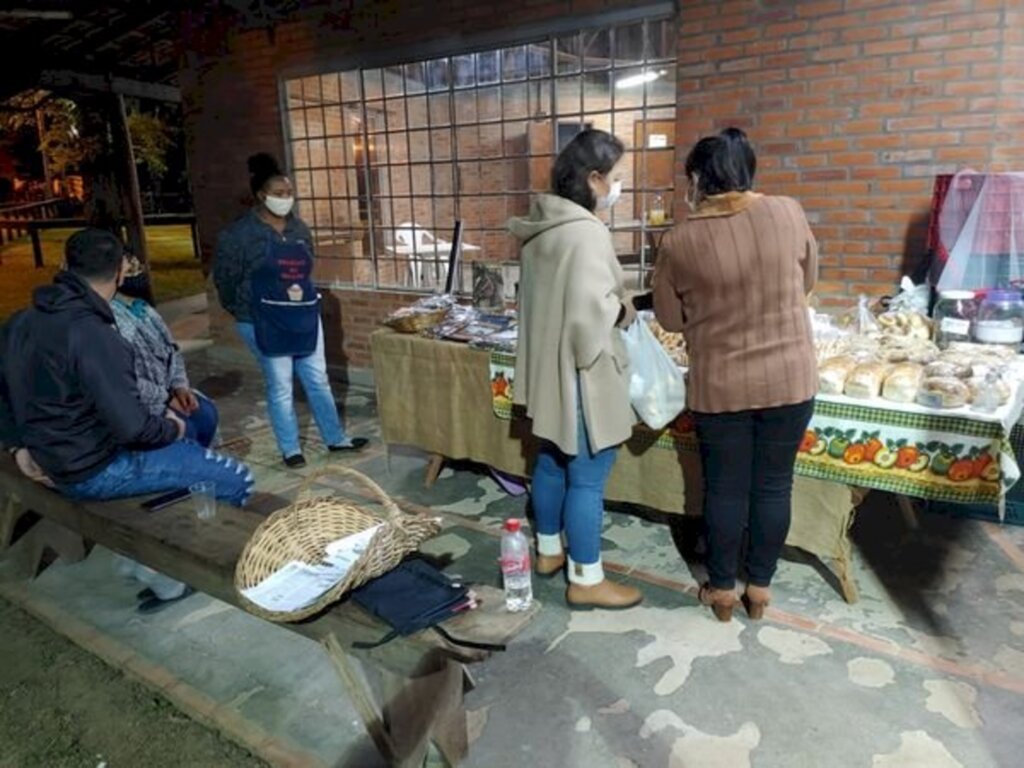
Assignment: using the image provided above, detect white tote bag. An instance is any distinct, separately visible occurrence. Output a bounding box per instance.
[620,319,686,430]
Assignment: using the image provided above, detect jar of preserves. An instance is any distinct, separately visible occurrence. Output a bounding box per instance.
[933,290,977,349]
[974,290,1024,350]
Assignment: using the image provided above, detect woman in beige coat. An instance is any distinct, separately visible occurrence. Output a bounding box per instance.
[508,129,643,611]
[654,129,817,622]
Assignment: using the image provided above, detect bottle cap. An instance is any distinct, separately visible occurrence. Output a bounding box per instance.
[504,518,521,533]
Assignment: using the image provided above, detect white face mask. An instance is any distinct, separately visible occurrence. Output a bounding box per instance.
[264,195,294,217]
[596,180,622,211]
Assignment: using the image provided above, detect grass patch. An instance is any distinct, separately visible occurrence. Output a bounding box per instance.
[0,225,206,321]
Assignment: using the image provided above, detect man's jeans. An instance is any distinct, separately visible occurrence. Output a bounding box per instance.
[236,321,347,458]
[60,441,254,507]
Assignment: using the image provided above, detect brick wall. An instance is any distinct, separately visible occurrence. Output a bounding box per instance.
[180,0,1023,368]
[675,0,1023,306]
[179,0,648,368]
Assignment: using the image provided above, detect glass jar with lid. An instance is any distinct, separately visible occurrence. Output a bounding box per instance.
[974,290,1024,350]
[933,290,977,349]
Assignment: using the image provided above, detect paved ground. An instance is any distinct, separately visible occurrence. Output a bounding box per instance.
[3,299,1024,767]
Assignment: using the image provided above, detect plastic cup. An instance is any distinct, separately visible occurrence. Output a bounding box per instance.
[189,481,216,520]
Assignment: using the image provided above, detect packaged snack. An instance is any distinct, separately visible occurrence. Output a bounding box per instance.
[925,360,973,380]
[844,362,892,399]
[917,377,971,409]
[882,363,925,403]
[969,373,1011,409]
[947,341,1017,361]
[819,356,858,395]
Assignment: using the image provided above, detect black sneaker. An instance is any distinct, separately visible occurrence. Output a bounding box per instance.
[284,453,307,468]
[328,437,369,453]
[137,587,196,615]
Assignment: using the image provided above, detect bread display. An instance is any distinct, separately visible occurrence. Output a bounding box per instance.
[882,363,925,404]
[819,356,859,395]
[925,360,973,380]
[845,362,893,400]
[917,377,971,409]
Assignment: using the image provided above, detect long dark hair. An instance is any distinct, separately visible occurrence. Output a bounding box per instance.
[551,129,625,211]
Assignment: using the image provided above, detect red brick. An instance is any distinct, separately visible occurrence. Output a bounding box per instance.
[845,119,883,134]
[841,26,889,43]
[855,134,905,150]
[789,32,841,50]
[905,131,961,147]
[936,146,991,163]
[917,32,972,50]
[947,12,1000,31]
[886,116,937,131]
[766,20,810,37]
[812,44,861,62]
[914,66,969,83]
[944,47,999,64]
[945,80,999,96]
[807,138,850,152]
[851,166,902,180]
[831,151,877,166]
[796,0,843,17]
[821,268,868,281]
[868,6,916,23]
[859,102,908,118]
[891,19,946,39]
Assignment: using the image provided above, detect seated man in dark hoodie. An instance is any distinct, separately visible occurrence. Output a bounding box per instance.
[0,229,255,612]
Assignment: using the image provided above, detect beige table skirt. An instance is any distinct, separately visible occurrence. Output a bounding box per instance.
[371,330,860,599]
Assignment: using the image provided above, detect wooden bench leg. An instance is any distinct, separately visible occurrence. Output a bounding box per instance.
[0,494,25,553]
[323,635,397,764]
[2,518,89,580]
[381,659,468,768]
[425,455,445,489]
[323,634,471,768]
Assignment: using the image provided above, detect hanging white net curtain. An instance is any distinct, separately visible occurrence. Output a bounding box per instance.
[936,171,1024,292]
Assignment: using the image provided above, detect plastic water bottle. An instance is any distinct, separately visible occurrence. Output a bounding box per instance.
[500,518,533,612]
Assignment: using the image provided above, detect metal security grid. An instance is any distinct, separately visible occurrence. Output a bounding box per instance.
[284,16,675,292]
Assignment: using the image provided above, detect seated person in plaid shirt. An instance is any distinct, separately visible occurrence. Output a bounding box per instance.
[112,255,218,448]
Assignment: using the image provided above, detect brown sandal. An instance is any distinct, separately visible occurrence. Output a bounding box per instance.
[698,583,737,622]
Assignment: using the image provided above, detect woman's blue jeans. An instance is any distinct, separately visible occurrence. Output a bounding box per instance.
[531,408,618,565]
[236,321,347,458]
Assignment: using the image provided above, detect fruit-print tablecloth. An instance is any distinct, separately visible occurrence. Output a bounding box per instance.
[489,351,1024,506]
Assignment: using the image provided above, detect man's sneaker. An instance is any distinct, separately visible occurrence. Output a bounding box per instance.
[137,587,196,615]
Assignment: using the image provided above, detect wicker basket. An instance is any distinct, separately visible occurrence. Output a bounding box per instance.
[384,307,449,333]
[234,466,441,622]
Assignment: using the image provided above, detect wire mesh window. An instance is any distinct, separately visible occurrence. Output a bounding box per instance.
[284,16,676,291]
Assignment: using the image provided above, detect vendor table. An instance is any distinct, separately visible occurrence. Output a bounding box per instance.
[371,330,861,602]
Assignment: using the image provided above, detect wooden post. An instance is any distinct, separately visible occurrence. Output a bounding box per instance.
[108,92,155,304]
[30,227,43,268]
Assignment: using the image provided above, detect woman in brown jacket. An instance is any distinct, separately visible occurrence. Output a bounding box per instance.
[653,130,818,622]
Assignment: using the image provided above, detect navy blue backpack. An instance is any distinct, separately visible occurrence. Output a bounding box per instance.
[250,237,320,356]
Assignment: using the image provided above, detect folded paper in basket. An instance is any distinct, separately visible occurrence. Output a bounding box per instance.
[241,524,384,613]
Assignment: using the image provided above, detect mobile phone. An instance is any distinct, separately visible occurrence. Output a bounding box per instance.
[141,488,191,512]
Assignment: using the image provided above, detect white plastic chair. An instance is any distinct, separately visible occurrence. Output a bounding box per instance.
[392,222,479,289]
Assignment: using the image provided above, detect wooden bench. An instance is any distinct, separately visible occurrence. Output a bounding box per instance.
[0,461,537,767]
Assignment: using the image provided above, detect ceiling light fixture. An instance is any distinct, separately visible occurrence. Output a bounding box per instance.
[615,69,667,89]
